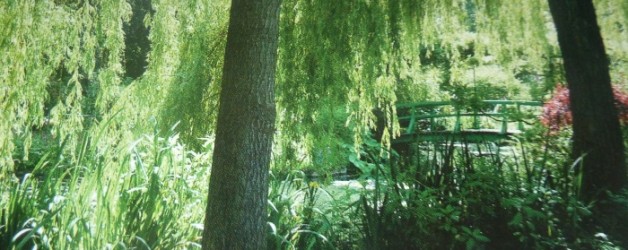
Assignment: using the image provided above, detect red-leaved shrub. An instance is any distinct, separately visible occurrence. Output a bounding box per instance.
[541,84,628,131]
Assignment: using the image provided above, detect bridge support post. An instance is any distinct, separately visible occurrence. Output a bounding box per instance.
[517,104,525,131]
[472,110,480,129]
[500,105,508,134]
[454,110,461,133]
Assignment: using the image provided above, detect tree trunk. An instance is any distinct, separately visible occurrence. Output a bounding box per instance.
[202,0,281,249]
[547,0,626,201]
[123,0,152,79]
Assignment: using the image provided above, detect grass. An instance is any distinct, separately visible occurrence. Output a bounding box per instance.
[1,127,211,249]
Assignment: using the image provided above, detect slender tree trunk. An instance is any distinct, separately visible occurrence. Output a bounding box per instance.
[547,0,626,201]
[202,0,281,249]
[124,0,152,79]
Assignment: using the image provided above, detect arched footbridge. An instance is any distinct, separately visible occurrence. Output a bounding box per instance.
[393,100,543,144]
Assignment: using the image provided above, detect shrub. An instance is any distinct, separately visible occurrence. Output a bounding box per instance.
[541,84,628,131]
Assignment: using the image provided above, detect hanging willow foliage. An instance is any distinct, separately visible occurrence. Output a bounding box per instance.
[273,0,627,170]
[0,0,228,181]
[1,0,626,179]
[90,0,229,153]
[595,0,628,87]
[0,0,130,181]
[274,0,533,167]
[157,0,228,150]
[276,0,404,169]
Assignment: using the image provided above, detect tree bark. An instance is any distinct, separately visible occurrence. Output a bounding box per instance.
[547,0,626,201]
[124,0,152,79]
[202,0,281,249]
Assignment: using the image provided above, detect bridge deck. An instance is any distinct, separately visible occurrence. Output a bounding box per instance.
[394,129,522,144]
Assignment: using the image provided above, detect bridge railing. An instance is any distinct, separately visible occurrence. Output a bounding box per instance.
[396,100,542,139]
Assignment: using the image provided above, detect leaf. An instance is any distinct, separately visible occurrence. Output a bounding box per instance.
[510,212,523,226]
[473,230,490,242]
[267,222,277,235]
[466,239,476,250]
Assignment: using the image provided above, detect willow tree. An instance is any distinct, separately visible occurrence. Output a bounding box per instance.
[275,1,476,172]
[0,0,223,186]
[0,1,131,181]
[202,0,281,249]
[156,0,228,150]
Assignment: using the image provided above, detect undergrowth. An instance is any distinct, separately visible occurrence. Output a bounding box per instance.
[1,126,211,249]
[3,124,626,249]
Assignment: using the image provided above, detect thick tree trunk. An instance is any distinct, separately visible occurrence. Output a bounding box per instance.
[547,0,626,201]
[202,0,281,249]
[123,0,152,79]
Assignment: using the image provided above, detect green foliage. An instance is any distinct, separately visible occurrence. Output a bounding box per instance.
[0,0,128,177]
[267,172,335,250]
[273,0,621,175]
[157,0,228,150]
[3,0,625,178]
[276,0,408,169]
[0,0,230,181]
[0,123,211,249]
[267,170,367,250]
[4,124,624,249]
[353,140,502,249]
[340,127,628,249]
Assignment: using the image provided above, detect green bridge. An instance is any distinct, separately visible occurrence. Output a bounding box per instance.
[393,100,543,144]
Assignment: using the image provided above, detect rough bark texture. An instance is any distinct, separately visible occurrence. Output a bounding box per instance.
[548,0,626,201]
[123,0,152,79]
[202,0,281,249]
